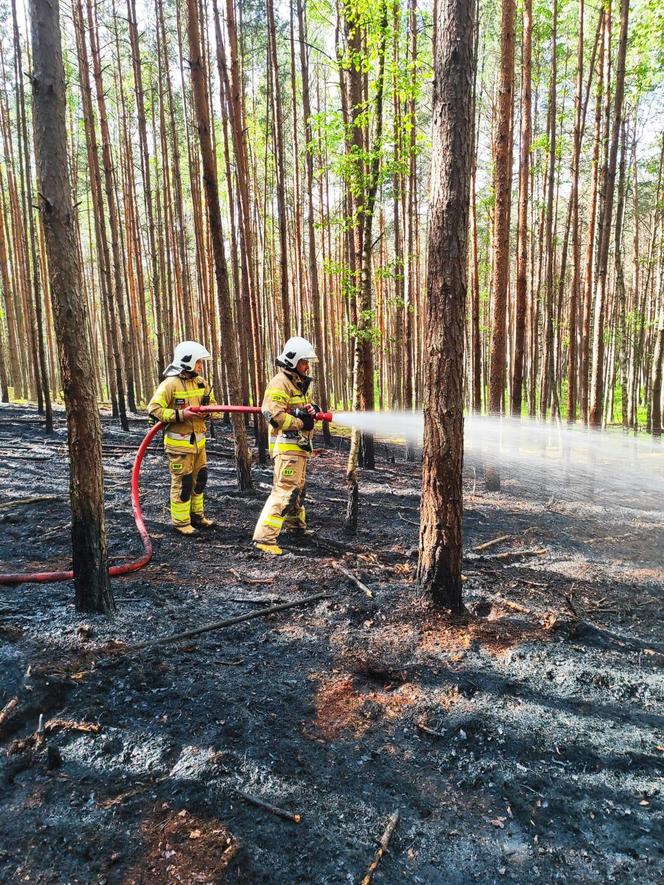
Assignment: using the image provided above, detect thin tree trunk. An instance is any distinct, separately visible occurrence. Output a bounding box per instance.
[486,0,515,489]
[511,0,531,417]
[296,0,332,445]
[30,0,114,613]
[86,0,135,416]
[590,0,629,427]
[12,0,52,429]
[265,0,290,338]
[185,0,252,489]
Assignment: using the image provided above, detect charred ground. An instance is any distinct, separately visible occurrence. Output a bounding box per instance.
[0,403,662,884]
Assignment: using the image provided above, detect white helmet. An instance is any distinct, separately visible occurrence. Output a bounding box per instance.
[163,341,211,377]
[277,336,317,371]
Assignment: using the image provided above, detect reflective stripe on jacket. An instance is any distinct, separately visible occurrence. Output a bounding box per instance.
[147,374,216,453]
[261,368,313,458]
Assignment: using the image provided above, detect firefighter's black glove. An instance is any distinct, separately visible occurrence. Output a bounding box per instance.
[308,403,321,416]
[293,408,315,431]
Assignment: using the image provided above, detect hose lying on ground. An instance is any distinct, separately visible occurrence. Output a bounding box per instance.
[0,405,333,586]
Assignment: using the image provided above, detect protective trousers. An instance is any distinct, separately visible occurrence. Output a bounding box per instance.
[253,453,307,543]
[167,446,208,526]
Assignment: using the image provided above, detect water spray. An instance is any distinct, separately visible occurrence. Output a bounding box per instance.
[331,410,664,514]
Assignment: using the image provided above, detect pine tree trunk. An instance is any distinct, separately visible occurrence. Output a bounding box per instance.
[418,0,474,612]
[296,0,332,444]
[511,0,531,418]
[30,0,114,613]
[265,0,290,339]
[86,0,135,416]
[185,0,252,489]
[580,9,605,424]
[486,0,514,489]
[590,0,629,427]
[12,0,52,430]
[539,0,556,419]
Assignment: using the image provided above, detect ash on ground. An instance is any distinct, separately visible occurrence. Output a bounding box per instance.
[0,404,662,884]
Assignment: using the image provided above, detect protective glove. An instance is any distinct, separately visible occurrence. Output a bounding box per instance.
[293,407,315,431]
[307,403,321,416]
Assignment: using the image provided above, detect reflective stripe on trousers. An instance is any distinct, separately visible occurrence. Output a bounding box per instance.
[167,446,208,526]
[253,454,307,543]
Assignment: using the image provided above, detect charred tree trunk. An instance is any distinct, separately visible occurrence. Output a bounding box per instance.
[343,0,388,531]
[30,0,114,613]
[418,0,474,612]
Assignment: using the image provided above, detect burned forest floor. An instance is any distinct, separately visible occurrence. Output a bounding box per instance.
[0,402,663,884]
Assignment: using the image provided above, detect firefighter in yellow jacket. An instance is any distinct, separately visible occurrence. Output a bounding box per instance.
[253,337,319,555]
[147,341,217,536]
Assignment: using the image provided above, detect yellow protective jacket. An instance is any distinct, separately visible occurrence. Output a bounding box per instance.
[262,368,313,458]
[147,373,216,454]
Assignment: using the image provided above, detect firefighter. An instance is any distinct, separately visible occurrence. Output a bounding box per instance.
[253,336,320,555]
[147,341,217,536]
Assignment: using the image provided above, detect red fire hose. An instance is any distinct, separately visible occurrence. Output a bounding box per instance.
[0,404,333,586]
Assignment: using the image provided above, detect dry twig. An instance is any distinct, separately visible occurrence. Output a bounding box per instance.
[361,810,400,885]
[415,720,445,738]
[127,591,329,652]
[234,789,301,823]
[0,495,59,511]
[485,547,548,561]
[0,697,18,727]
[473,534,512,552]
[333,563,373,598]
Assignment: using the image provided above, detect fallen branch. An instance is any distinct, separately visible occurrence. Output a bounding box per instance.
[483,547,548,562]
[563,594,579,619]
[228,596,286,605]
[0,495,59,511]
[500,599,530,614]
[234,788,301,823]
[415,720,445,739]
[361,810,400,885]
[45,719,101,735]
[0,697,18,727]
[98,775,168,809]
[397,512,419,527]
[7,718,101,755]
[334,563,373,598]
[473,534,512,552]
[127,591,329,652]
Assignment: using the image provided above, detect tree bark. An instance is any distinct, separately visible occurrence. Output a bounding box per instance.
[30,0,114,613]
[417,0,474,612]
[511,0,531,418]
[486,0,514,489]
